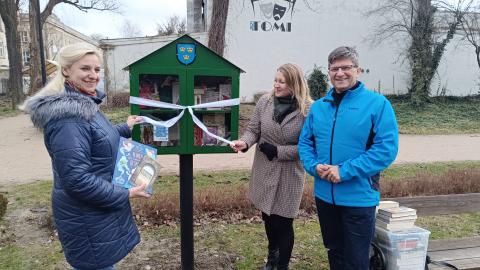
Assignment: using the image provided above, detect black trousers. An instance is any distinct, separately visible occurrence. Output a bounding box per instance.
[316,198,376,270]
[262,212,294,266]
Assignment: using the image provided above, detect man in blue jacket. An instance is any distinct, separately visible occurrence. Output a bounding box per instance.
[298,46,399,269]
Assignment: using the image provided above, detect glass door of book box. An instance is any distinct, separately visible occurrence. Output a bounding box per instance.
[131,69,188,154]
[188,70,239,154]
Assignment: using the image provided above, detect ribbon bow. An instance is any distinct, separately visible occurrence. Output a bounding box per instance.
[129,96,239,144]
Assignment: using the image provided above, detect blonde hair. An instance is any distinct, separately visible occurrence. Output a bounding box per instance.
[20,43,101,110]
[271,63,312,116]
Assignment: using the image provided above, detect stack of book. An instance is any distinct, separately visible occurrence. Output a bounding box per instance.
[376,206,417,231]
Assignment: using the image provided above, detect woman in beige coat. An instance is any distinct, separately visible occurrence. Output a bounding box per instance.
[231,63,312,270]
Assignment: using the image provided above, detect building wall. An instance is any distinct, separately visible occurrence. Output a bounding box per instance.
[99,33,208,95]
[187,0,207,33]
[0,21,8,68]
[191,0,479,101]
[0,14,99,93]
[42,15,99,60]
[18,14,99,65]
[0,21,9,94]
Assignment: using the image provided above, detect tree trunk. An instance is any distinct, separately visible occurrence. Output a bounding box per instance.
[408,0,467,105]
[476,46,480,70]
[28,0,43,95]
[408,0,434,105]
[0,0,25,108]
[208,0,229,56]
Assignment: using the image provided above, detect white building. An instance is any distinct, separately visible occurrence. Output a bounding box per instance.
[0,14,98,94]
[187,0,479,101]
[99,33,208,95]
[98,1,479,101]
[0,21,8,94]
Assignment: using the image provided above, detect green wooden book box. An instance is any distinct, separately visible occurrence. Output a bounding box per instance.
[126,34,244,155]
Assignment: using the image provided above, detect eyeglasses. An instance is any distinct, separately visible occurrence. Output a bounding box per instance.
[328,65,358,73]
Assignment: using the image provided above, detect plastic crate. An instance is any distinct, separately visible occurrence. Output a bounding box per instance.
[373,226,430,270]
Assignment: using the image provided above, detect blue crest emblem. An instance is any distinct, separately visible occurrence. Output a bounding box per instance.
[177,43,196,65]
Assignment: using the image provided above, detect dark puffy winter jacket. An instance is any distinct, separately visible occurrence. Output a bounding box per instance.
[25,85,140,269]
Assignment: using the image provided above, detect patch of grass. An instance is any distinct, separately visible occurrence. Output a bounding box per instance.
[8,180,52,211]
[389,95,480,134]
[0,97,21,118]
[381,161,480,179]
[417,213,480,239]
[0,242,65,270]
[101,106,130,125]
[154,170,250,193]
[0,245,24,269]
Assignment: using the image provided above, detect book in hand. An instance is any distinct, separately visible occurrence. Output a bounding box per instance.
[378,206,416,218]
[129,156,161,194]
[112,137,158,194]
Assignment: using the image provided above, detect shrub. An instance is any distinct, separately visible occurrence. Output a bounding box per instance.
[254,91,268,104]
[0,193,7,220]
[307,65,329,100]
[109,91,130,108]
[131,168,480,225]
[381,168,480,197]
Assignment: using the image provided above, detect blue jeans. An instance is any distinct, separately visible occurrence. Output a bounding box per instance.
[73,266,115,270]
[315,197,376,270]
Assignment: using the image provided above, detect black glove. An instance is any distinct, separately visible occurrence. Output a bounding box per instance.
[259,142,277,161]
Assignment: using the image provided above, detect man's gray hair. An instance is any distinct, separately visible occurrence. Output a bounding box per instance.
[328,46,359,67]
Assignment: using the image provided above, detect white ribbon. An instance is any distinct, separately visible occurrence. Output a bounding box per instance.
[130,96,240,144]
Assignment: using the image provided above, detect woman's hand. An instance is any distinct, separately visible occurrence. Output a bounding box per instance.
[230,140,247,152]
[129,183,151,198]
[126,115,143,130]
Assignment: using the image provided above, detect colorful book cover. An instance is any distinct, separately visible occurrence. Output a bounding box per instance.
[112,137,157,194]
[194,125,203,145]
[154,125,169,141]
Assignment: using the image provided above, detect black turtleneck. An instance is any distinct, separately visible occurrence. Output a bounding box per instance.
[333,81,360,106]
[273,95,297,124]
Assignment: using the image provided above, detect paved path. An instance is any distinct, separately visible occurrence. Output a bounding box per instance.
[1,114,479,188]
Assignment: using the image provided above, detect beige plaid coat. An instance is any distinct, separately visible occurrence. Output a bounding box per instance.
[241,94,308,218]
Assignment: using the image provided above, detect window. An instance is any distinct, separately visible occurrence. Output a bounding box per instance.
[22,49,30,65]
[20,31,28,43]
[0,42,5,58]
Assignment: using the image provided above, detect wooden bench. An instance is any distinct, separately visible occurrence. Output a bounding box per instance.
[385,193,480,270]
[427,237,480,270]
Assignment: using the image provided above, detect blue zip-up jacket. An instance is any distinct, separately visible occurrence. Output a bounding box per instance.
[298,82,398,207]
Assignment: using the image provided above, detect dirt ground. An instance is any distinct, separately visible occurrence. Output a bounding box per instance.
[1,113,479,190]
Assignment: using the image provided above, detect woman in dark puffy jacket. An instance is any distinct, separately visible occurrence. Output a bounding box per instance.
[21,43,149,270]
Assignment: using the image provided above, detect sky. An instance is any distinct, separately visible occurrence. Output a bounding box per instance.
[51,0,187,39]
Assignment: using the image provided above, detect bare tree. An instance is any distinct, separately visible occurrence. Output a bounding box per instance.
[208,0,229,56]
[367,0,474,105]
[460,9,480,70]
[119,19,142,38]
[27,0,119,95]
[28,0,42,95]
[0,0,24,108]
[156,15,186,36]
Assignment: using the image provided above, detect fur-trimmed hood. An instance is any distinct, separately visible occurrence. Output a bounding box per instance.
[24,90,102,129]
